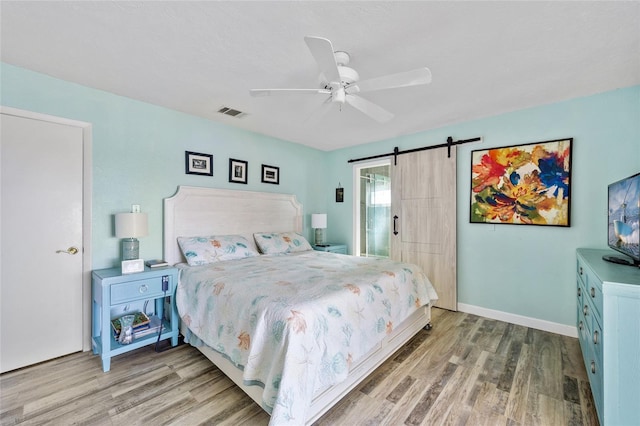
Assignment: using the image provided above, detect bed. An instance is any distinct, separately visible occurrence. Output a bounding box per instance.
[163,186,438,425]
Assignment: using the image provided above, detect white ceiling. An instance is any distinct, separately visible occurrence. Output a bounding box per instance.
[2,1,639,151]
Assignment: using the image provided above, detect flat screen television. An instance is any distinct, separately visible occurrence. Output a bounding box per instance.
[606,172,640,266]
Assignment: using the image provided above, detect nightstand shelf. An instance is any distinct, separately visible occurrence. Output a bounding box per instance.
[313,243,347,254]
[92,266,179,372]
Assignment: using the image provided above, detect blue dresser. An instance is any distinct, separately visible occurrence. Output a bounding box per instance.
[576,248,640,425]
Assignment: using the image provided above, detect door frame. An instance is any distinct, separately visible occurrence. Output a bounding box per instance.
[352,158,391,257]
[1,106,93,351]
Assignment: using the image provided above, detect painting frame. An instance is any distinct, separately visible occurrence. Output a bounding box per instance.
[185,151,213,176]
[470,138,572,227]
[261,164,280,185]
[229,158,248,184]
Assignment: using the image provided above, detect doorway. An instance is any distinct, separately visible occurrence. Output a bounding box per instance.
[354,160,391,258]
[0,107,92,372]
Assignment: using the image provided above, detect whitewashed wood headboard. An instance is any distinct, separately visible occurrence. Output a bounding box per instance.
[163,186,303,265]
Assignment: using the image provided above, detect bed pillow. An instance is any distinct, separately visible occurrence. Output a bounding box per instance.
[253,232,313,254]
[177,234,259,266]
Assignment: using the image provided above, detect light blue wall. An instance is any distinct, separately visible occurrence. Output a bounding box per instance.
[3,62,638,327]
[1,63,328,269]
[326,85,640,326]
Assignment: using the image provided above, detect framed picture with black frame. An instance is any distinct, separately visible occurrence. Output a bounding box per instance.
[185,151,213,176]
[229,158,248,184]
[261,164,279,185]
[470,138,572,226]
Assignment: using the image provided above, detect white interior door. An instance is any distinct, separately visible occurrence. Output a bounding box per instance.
[1,113,84,372]
[390,147,457,310]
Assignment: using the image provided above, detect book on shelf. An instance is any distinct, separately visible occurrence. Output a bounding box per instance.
[133,315,165,339]
[145,259,169,268]
[111,312,150,339]
[111,313,165,340]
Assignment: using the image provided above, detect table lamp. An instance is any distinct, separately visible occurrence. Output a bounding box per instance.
[115,212,148,261]
[311,213,327,246]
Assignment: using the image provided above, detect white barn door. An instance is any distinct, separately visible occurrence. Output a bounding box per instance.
[1,112,85,372]
[390,147,457,311]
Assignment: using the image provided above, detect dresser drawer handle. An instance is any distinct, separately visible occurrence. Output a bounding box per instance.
[593,330,599,345]
[577,287,582,297]
[579,266,583,276]
[139,284,148,294]
[590,361,596,374]
[590,287,596,298]
[583,305,588,316]
[579,321,583,331]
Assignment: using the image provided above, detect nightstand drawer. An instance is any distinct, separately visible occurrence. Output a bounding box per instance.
[111,276,170,304]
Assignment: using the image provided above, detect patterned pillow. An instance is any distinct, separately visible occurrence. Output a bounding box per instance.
[253,232,313,254]
[177,234,259,266]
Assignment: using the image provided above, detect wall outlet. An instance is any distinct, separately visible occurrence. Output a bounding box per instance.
[132,204,141,213]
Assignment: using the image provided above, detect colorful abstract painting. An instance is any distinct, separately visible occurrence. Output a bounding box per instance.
[470,138,572,226]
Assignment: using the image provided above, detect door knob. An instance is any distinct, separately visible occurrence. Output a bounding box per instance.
[56,246,79,255]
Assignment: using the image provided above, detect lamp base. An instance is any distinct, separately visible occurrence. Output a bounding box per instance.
[122,238,139,261]
[314,228,325,246]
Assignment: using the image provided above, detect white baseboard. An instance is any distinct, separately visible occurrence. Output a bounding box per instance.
[457,303,578,338]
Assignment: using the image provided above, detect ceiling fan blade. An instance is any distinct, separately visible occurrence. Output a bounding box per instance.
[250,88,331,97]
[354,67,432,93]
[345,94,394,123]
[304,96,334,125]
[304,36,341,83]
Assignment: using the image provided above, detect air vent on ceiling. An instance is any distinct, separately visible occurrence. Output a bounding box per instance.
[217,106,247,118]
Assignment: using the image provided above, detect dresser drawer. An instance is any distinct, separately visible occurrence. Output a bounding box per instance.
[590,316,603,367]
[577,300,591,347]
[577,257,587,288]
[111,276,172,305]
[577,307,587,352]
[585,279,602,321]
[580,297,594,331]
[576,279,586,335]
[577,257,603,319]
[587,347,603,419]
[576,279,584,312]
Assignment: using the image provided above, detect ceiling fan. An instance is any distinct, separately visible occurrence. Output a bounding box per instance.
[249,36,432,123]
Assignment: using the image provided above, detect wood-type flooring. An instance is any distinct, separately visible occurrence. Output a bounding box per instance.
[1,308,598,425]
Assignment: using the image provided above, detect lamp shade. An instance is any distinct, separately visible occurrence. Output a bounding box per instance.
[311,213,327,229]
[115,213,148,238]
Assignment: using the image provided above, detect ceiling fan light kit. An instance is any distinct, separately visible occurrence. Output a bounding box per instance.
[250,36,432,123]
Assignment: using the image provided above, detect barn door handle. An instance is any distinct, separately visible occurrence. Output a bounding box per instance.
[393,215,399,235]
[56,246,79,255]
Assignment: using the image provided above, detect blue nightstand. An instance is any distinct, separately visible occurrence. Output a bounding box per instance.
[313,244,347,254]
[91,266,179,372]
